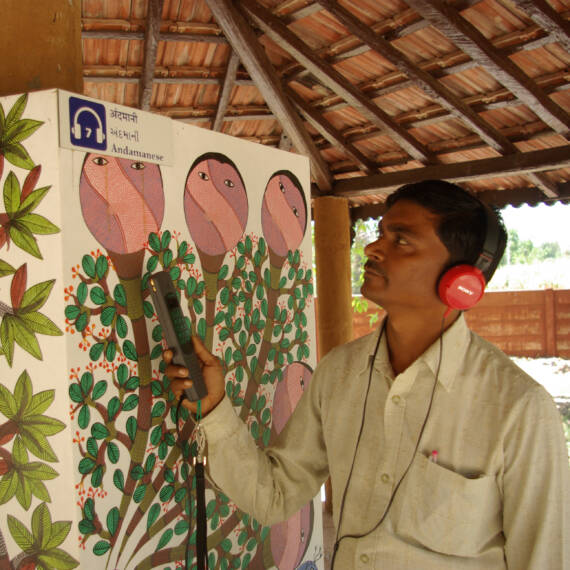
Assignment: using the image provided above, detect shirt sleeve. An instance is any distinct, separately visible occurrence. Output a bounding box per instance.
[200,366,330,526]
[501,385,569,569]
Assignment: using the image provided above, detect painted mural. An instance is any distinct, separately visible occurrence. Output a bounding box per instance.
[0,90,322,569]
[0,94,78,569]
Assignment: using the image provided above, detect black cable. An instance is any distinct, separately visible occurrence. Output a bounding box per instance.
[331,314,446,568]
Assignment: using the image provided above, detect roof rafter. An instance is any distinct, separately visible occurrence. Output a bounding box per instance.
[204,0,332,191]
[213,51,241,131]
[239,0,434,164]
[333,145,570,197]
[316,0,516,155]
[405,0,570,135]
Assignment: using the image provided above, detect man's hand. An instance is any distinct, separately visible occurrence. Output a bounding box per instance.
[164,335,225,416]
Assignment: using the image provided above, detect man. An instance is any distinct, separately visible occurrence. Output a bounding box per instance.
[166,180,569,569]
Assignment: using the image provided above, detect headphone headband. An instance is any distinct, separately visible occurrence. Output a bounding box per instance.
[474,205,501,276]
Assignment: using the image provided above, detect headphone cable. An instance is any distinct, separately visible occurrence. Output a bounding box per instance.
[331,313,446,568]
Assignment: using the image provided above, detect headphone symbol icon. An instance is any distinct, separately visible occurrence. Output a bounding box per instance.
[70,106,106,144]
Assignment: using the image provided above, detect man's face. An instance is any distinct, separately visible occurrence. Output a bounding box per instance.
[361,200,451,311]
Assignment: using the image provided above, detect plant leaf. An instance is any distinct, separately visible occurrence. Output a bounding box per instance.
[13,319,42,360]
[20,311,63,336]
[38,548,79,570]
[3,171,20,215]
[6,119,43,146]
[32,501,51,550]
[44,520,71,550]
[19,279,55,313]
[7,514,34,551]
[9,223,41,258]
[14,369,32,414]
[0,259,16,277]
[29,478,50,503]
[17,213,60,235]
[18,426,58,461]
[0,382,18,418]
[25,389,55,416]
[5,94,28,128]
[10,263,27,310]
[23,414,65,436]
[19,185,50,214]
[15,471,32,509]
[0,471,18,504]
[0,315,16,366]
[3,142,34,170]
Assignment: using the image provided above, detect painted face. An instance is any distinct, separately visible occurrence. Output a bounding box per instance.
[272,362,312,436]
[79,154,164,254]
[361,200,450,311]
[183,156,248,256]
[261,172,307,257]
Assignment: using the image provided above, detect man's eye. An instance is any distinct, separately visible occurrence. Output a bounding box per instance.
[198,171,209,181]
[92,156,108,166]
[224,178,235,188]
[131,161,145,170]
[395,236,409,245]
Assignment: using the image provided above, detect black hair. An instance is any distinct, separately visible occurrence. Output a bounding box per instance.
[385,179,507,283]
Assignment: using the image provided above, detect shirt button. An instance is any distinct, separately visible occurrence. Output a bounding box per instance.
[360,553,370,563]
[381,473,390,483]
[391,395,401,404]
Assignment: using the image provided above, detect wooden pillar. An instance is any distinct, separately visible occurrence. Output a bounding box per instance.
[313,196,353,512]
[0,0,83,97]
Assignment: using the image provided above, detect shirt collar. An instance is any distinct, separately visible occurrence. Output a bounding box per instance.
[364,313,471,391]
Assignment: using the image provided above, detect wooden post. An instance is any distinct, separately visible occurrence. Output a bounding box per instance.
[313,196,353,512]
[0,0,83,97]
[544,288,556,356]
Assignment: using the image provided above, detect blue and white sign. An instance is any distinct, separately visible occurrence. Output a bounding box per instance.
[58,91,173,165]
[69,96,107,151]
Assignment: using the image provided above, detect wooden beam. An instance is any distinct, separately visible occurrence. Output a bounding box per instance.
[511,0,570,52]
[139,0,164,110]
[316,0,516,155]
[405,0,570,135]
[204,0,332,191]
[82,30,227,43]
[286,86,377,175]
[213,51,241,131]
[333,145,570,197]
[239,0,434,164]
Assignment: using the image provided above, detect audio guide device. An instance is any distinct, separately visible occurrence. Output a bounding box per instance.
[149,271,207,401]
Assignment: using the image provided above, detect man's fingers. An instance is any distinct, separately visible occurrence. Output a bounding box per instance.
[192,335,221,367]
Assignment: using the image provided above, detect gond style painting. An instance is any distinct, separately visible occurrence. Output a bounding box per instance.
[0,91,322,569]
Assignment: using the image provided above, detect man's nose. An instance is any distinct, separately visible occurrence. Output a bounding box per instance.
[364,238,385,260]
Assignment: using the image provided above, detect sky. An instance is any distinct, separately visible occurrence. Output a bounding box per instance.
[500,201,570,252]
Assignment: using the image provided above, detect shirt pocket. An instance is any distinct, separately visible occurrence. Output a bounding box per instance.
[392,452,502,557]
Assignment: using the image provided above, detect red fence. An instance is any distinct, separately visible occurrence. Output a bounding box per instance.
[349,289,570,358]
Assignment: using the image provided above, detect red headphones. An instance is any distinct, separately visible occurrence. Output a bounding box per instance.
[437,206,501,311]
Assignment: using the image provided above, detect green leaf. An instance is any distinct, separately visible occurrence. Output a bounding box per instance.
[148,233,161,252]
[0,259,16,277]
[0,471,18,504]
[116,315,127,338]
[19,279,55,312]
[126,416,137,441]
[5,118,43,145]
[5,94,27,127]
[133,484,146,503]
[90,286,106,305]
[44,520,72,550]
[76,282,88,305]
[20,311,62,336]
[107,442,120,464]
[13,318,42,359]
[17,213,59,235]
[78,457,96,474]
[31,501,51,549]
[78,405,90,429]
[84,498,95,521]
[107,396,120,420]
[116,363,128,385]
[113,284,126,306]
[107,506,119,536]
[69,383,83,404]
[86,437,98,458]
[4,142,35,170]
[7,514,34,550]
[38,548,79,569]
[92,381,107,400]
[113,469,124,491]
[147,503,160,530]
[91,423,109,440]
[156,528,173,551]
[95,256,108,279]
[93,540,111,556]
[78,519,95,535]
[91,465,103,487]
[123,339,138,361]
[2,171,19,214]
[100,306,116,326]
[19,185,50,215]
[105,341,116,362]
[0,315,16,366]
[123,394,139,411]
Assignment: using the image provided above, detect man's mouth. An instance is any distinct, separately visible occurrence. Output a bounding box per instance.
[364,262,387,279]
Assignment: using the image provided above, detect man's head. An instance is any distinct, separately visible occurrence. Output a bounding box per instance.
[362,180,507,314]
[385,180,507,283]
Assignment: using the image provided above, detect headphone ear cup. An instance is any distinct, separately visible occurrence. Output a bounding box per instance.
[438,264,486,310]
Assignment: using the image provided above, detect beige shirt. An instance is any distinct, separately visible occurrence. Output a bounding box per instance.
[202,315,569,569]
